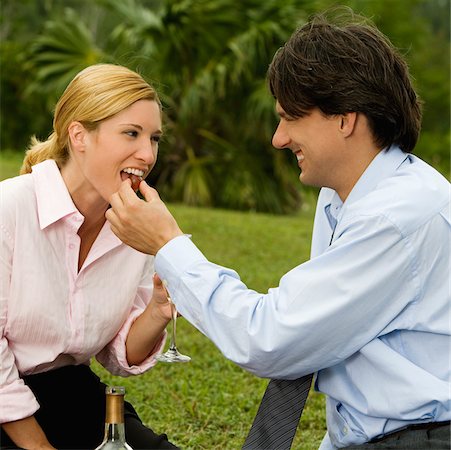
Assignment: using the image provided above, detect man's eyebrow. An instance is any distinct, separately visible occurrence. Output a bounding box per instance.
[276,109,290,119]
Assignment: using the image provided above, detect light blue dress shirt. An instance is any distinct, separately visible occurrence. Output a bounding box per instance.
[156,146,451,448]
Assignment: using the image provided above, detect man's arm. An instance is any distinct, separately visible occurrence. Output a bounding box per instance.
[106,179,183,255]
[106,180,413,379]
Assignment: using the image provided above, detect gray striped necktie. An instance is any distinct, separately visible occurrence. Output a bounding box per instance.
[242,374,313,450]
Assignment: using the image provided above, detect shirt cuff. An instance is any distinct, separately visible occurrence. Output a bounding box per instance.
[0,379,40,423]
[155,235,208,292]
[97,309,167,376]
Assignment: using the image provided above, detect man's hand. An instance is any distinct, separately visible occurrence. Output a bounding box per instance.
[106,179,184,255]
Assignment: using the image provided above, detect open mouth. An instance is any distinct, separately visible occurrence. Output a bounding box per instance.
[121,168,145,191]
[295,152,304,168]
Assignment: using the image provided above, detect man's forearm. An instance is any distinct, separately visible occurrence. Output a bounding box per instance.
[2,415,56,449]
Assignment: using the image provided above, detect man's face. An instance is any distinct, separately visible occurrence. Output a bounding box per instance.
[272,102,345,192]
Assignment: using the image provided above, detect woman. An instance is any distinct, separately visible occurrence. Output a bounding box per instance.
[0,64,178,449]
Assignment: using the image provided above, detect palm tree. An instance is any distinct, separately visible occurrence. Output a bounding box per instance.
[25,0,313,213]
[24,7,108,105]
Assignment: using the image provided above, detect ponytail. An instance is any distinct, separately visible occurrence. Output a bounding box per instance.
[20,133,68,174]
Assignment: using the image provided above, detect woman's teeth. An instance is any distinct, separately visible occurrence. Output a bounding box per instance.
[122,168,145,177]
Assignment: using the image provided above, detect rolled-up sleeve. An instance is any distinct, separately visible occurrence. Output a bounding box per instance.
[95,259,166,376]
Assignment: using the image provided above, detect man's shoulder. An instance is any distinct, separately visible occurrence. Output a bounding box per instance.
[348,158,449,235]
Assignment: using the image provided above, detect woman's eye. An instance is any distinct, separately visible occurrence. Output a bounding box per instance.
[151,135,161,143]
[126,130,138,137]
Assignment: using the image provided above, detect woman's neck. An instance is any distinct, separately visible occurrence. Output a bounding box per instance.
[60,160,108,271]
[60,160,109,226]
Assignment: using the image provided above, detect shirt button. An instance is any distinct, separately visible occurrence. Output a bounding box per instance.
[69,244,75,249]
[342,426,348,435]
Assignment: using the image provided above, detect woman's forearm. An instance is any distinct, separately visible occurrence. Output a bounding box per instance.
[126,303,170,366]
[2,415,56,449]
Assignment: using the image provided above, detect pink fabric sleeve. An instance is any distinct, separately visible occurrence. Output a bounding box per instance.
[0,223,40,423]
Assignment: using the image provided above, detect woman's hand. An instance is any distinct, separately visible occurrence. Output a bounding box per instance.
[125,273,175,366]
[148,273,174,323]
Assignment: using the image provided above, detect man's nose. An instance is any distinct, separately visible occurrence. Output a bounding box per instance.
[272,122,291,149]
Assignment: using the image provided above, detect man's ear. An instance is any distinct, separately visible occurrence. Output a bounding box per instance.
[67,121,88,152]
[339,112,358,138]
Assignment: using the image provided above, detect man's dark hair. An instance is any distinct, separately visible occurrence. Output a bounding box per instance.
[268,10,422,153]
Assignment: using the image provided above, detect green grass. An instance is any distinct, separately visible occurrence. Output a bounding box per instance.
[1,152,326,449]
[0,149,25,180]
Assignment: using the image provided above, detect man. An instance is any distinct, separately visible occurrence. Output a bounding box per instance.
[106,11,450,449]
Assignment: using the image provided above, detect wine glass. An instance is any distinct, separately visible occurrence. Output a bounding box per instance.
[156,280,191,363]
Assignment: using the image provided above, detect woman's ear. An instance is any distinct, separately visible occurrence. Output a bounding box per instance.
[67,121,88,153]
[339,112,358,138]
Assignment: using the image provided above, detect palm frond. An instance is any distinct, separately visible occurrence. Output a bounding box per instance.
[25,8,106,98]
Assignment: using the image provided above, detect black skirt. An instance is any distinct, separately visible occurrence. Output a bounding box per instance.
[0,364,178,450]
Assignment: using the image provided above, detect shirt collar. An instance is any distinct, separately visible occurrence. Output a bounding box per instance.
[344,145,410,207]
[322,145,410,219]
[32,159,80,229]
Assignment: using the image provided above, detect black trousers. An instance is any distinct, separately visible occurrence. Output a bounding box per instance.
[0,365,179,449]
[344,420,451,449]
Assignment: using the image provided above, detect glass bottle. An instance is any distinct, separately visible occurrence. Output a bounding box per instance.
[95,386,133,449]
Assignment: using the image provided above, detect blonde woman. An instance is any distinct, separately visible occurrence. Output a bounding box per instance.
[0,64,178,449]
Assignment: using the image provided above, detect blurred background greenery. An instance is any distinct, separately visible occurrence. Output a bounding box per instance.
[1,0,449,214]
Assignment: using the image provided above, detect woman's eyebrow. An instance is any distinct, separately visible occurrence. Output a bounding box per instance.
[120,123,143,130]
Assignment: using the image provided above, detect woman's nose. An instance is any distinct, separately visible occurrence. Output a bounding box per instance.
[136,141,157,165]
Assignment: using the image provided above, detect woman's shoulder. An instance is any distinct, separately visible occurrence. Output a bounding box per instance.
[1,171,35,197]
[0,173,36,224]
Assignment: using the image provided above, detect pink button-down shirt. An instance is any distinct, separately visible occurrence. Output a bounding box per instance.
[0,160,164,423]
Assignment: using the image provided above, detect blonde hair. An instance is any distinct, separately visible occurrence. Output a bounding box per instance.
[20,64,161,174]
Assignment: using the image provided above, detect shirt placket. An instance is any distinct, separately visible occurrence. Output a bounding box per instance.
[64,214,85,354]
[325,200,342,246]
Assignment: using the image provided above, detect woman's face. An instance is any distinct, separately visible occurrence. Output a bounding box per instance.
[78,99,162,203]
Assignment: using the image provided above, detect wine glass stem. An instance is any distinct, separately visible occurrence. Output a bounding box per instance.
[169,303,178,349]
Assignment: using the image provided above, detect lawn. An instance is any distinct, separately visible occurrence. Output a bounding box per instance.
[0,151,326,449]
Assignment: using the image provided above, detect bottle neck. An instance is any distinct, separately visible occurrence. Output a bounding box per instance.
[104,391,126,443]
[104,422,127,442]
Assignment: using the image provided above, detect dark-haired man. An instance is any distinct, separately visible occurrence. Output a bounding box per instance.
[107,11,450,449]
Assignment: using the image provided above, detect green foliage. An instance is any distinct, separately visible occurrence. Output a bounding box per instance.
[24,8,107,102]
[0,150,25,180]
[1,0,449,213]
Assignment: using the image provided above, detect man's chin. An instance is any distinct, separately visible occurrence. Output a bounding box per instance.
[298,172,306,184]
